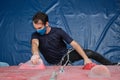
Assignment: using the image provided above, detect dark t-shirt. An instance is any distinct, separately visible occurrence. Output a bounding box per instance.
[31,27,73,64]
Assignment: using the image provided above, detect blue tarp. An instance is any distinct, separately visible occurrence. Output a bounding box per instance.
[0,0,120,65]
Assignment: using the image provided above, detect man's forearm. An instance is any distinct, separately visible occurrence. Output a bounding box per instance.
[70,40,89,60]
[31,39,40,55]
[32,46,39,55]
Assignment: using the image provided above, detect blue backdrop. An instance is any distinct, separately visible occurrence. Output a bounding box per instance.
[0,0,120,65]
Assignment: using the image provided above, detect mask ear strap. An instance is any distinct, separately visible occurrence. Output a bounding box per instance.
[45,22,49,27]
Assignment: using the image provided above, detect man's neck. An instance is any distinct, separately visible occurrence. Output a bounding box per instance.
[46,26,51,34]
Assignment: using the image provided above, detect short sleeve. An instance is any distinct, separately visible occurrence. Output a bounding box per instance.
[30,32,39,44]
[31,32,39,39]
[58,28,73,44]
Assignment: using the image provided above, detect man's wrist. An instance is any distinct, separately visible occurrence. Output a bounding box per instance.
[33,51,39,55]
[31,54,40,60]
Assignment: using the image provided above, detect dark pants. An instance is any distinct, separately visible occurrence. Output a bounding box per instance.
[61,49,116,65]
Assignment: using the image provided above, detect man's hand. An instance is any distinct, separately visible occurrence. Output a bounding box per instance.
[84,58,92,65]
[31,54,40,65]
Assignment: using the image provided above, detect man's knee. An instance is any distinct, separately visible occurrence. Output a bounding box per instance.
[84,49,95,57]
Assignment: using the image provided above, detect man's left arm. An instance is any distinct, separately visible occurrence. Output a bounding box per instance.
[70,40,92,65]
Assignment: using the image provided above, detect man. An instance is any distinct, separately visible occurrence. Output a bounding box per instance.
[30,11,115,66]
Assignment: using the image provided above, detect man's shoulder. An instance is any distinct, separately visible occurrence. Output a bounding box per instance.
[51,27,65,34]
[32,31,37,34]
[32,31,38,36]
[52,27,61,30]
[51,27,63,32]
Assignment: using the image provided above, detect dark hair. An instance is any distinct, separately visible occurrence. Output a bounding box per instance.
[32,11,48,25]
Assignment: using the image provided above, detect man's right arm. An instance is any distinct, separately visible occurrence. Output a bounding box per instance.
[31,39,39,55]
[31,39,40,64]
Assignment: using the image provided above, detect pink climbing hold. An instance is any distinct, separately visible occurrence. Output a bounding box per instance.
[19,59,46,70]
[88,65,111,78]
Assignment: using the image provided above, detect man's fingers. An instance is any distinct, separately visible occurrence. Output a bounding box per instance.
[31,59,39,65]
[31,54,40,65]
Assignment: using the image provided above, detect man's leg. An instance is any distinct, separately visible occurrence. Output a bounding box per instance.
[60,49,83,65]
[84,49,117,65]
[61,49,116,65]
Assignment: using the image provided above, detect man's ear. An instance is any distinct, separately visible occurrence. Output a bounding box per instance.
[45,22,49,26]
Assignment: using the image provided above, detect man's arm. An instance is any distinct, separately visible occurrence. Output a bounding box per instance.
[31,39,40,64]
[70,40,92,65]
[31,39,39,55]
